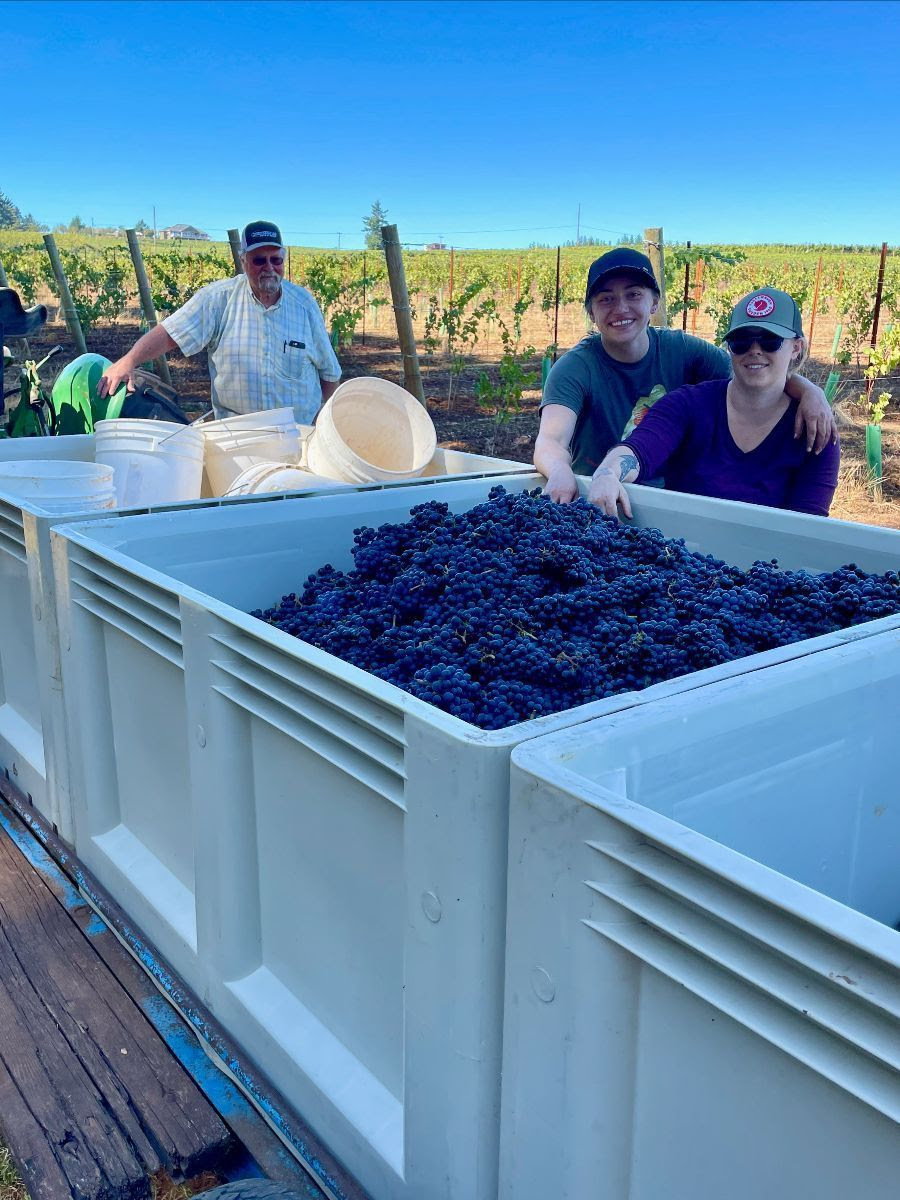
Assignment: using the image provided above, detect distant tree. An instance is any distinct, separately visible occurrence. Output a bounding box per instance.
[19,212,47,232]
[134,218,150,235]
[0,189,24,228]
[68,215,86,232]
[363,200,389,250]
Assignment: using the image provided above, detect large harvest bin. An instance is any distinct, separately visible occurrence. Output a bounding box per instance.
[50,476,900,1200]
[0,431,523,842]
[502,633,900,1200]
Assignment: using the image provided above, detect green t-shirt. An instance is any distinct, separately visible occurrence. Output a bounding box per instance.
[540,327,731,476]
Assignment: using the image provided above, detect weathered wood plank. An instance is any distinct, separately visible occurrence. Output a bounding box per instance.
[0,821,233,1200]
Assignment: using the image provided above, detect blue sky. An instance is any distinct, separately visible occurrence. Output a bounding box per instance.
[4,0,899,248]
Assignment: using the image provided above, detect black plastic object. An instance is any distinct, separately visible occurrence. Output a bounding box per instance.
[0,287,48,337]
[118,368,191,423]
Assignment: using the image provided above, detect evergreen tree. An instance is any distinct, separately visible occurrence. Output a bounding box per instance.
[0,189,24,228]
[362,200,389,250]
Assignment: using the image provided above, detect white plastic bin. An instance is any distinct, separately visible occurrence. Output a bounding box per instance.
[0,432,523,844]
[95,419,205,507]
[51,479,900,1200]
[306,378,437,482]
[202,408,301,496]
[502,635,900,1200]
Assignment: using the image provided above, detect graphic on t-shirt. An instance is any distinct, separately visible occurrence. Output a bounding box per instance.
[622,383,666,437]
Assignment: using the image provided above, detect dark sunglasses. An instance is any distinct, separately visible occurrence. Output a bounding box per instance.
[726,331,787,355]
[251,254,284,267]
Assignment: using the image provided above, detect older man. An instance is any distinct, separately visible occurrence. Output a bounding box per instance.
[98,220,341,424]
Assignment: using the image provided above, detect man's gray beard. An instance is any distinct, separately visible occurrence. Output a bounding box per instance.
[259,275,281,295]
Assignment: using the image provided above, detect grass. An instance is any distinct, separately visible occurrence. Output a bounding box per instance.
[0,1144,27,1200]
[0,1141,223,1200]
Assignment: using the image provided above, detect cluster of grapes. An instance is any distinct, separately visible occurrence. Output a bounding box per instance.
[252,488,900,731]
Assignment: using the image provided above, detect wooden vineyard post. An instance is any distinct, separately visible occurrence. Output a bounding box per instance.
[43,234,87,354]
[552,246,561,361]
[807,254,823,355]
[682,240,691,332]
[381,224,425,405]
[691,258,705,334]
[125,229,172,385]
[227,229,243,273]
[644,227,667,327]
[871,241,888,347]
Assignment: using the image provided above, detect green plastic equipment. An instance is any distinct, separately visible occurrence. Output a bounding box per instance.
[50,353,128,435]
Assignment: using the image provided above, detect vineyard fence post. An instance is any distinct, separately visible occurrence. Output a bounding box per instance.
[125,229,172,385]
[552,246,561,361]
[682,240,691,332]
[227,229,243,274]
[871,242,888,347]
[381,224,425,405]
[644,227,667,326]
[691,258,704,334]
[42,234,87,355]
[807,254,823,355]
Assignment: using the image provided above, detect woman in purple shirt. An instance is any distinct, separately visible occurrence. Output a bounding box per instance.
[588,287,840,519]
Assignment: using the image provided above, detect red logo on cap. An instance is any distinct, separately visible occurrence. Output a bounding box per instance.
[746,294,775,318]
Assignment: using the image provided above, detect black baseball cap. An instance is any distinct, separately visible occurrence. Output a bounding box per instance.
[240,221,284,254]
[585,247,660,305]
[725,288,804,340]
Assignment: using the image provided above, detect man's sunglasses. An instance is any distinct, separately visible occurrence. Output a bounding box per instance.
[726,332,787,355]
[251,254,284,267]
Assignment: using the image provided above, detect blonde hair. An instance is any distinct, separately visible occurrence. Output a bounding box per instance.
[788,335,808,378]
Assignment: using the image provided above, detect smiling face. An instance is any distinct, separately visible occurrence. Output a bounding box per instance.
[727,330,802,390]
[241,245,285,306]
[588,273,659,361]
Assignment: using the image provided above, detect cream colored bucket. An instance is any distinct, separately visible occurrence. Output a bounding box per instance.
[305,378,436,483]
[95,419,205,507]
[0,459,116,512]
[202,408,301,496]
[223,462,346,497]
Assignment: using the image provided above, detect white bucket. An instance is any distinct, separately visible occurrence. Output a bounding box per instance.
[95,419,205,508]
[0,459,116,513]
[305,378,436,483]
[202,408,301,497]
[223,462,347,497]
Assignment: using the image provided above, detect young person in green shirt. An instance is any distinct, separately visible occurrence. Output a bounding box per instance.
[534,247,836,504]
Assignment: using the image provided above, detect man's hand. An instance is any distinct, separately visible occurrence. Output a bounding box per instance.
[791,379,837,453]
[587,467,633,519]
[96,356,137,399]
[543,463,579,503]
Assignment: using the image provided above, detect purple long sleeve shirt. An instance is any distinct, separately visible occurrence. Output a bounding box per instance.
[622,378,840,516]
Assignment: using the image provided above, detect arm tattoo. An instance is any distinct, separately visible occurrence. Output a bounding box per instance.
[618,454,639,482]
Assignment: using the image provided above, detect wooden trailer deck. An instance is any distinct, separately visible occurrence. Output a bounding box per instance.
[0,774,355,1200]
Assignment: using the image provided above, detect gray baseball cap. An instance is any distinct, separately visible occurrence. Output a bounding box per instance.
[725,288,804,340]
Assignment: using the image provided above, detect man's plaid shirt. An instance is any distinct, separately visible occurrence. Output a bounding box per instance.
[163,275,341,423]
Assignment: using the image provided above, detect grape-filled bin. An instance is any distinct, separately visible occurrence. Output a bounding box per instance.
[0,430,523,842]
[502,633,900,1199]
[51,476,900,1200]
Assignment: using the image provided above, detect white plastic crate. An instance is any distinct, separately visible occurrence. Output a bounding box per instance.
[0,433,524,841]
[50,477,900,1199]
[502,634,900,1200]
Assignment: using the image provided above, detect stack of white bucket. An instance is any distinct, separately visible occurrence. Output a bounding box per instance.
[0,377,438,511]
[0,460,117,512]
[203,376,437,497]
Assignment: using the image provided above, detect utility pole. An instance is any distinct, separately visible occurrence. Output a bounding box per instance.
[152,205,157,240]
[576,203,581,245]
[337,232,342,249]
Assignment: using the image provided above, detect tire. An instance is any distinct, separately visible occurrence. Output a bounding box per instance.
[197,1182,314,1200]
